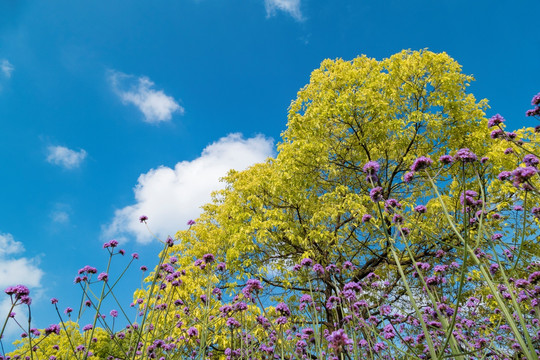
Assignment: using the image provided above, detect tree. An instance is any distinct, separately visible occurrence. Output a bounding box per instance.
[167,49,535,320]
[20,50,537,360]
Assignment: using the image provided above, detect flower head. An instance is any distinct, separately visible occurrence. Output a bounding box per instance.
[410,156,433,172]
[439,155,453,165]
[362,161,380,175]
[139,215,148,223]
[369,186,384,202]
[187,219,196,226]
[361,214,372,223]
[488,114,505,128]
[326,329,353,351]
[524,154,539,167]
[454,148,477,163]
[403,171,414,183]
[531,92,540,106]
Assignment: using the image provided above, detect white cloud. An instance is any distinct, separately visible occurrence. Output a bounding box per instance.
[265,0,304,21]
[104,133,274,244]
[109,71,183,124]
[46,145,87,169]
[1,59,14,78]
[51,211,69,224]
[0,233,44,339]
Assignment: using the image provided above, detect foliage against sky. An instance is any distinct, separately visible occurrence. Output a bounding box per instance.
[0,0,539,347]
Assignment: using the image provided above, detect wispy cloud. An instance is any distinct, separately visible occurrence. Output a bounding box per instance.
[1,59,14,78]
[264,0,304,21]
[109,71,184,124]
[104,133,274,243]
[0,233,44,340]
[51,211,69,224]
[46,145,87,169]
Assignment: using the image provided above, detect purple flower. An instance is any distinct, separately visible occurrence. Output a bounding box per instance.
[410,156,433,172]
[187,327,198,337]
[131,253,139,259]
[45,324,60,336]
[439,155,453,165]
[524,154,539,167]
[139,215,148,223]
[403,171,414,183]
[498,171,511,181]
[97,273,108,282]
[392,214,403,224]
[532,207,540,218]
[531,92,540,106]
[414,205,427,213]
[300,258,313,267]
[362,161,380,175]
[514,205,523,211]
[369,186,384,202]
[226,317,241,328]
[454,148,477,162]
[50,298,58,304]
[166,236,174,247]
[491,129,504,139]
[460,190,478,206]
[242,279,263,298]
[504,147,514,155]
[480,156,489,164]
[490,263,499,275]
[488,114,505,128]
[276,302,291,317]
[512,166,537,184]
[140,265,148,271]
[384,198,402,210]
[313,264,325,275]
[64,307,73,315]
[326,329,353,351]
[361,214,372,223]
[5,284,30,298]
[217,262,226,271]
[110,310,118,318]
[187,219,196,226]
[82,324,93,332]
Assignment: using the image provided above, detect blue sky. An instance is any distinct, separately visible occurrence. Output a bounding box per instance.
[0,0,539,346]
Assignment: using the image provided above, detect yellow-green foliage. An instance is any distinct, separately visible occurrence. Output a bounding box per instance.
[94,50,540,358]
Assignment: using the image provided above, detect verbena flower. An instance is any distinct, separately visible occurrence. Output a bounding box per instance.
[491,129,504,139]
[326,329,353,351]
[410,156,433,172]
[362,161,380,175]
[504,147,514,155]
[524,154,539,167]
[139,215,148,223]
[300,258,313,267]
[403,171,414,183]
[454,148,477,162]
[361,214,372,223]
[488,114,505,128]
[414,205,427,213]
[369,186,384,202]
[439,155,453,165]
